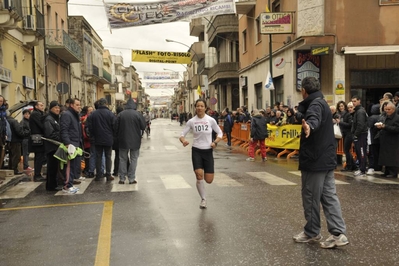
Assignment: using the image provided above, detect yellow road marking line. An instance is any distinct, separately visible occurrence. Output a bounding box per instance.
[0,201,113,266]
[95,201,113,266]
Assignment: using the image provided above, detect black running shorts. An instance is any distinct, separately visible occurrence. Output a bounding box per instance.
[191,147,214,173]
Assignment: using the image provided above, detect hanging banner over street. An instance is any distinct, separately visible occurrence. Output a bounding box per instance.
[132,49,191,64]
[105,0,236,29]
[143,72,180,79]
[145,82,178,89]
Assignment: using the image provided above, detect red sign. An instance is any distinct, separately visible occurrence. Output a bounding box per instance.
[210,97,218,105]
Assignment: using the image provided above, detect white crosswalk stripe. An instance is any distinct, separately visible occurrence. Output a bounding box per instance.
[160,174,192,189]
[55,178,94,196]
[247,172,297,185]
[111,182,138,192]
[213,173,243,187]
[0,181,42,199]
[288,171,350,185]
[337,171,399,184]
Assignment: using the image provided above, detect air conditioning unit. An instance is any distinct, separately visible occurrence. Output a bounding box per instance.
[23,15,36,30]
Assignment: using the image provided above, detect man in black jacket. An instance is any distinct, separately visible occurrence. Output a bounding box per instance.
[351,95,369,176]
[20,109,32,171]
[60,98,82,194]
[293,77,348,249]
[44,101,62,191]
[29,101,46,182]
[114,98,145,184]
[88,98,115,181]
[7,112,30,174]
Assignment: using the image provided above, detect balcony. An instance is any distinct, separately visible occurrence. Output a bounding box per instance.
[197,59,210,75]
[113,56,123,66]
[235,0,256,15]
[104,83,117,93]
[190,41,205,62]
[207,15,238,48]
[208,62,239,84]
[0,0,23,29]
[190,18,204,37]
[98,68,111,85]
[122,81,130,88]
[85,65,100,83]
[190,74,201,88]
[21,11,45,46]
[46,30,82,63]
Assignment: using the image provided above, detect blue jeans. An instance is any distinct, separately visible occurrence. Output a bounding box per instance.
[95,145,111,178]
[119,149,139,182]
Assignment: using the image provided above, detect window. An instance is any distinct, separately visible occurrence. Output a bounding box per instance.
[242,30,247,53]
[272,0,280,12]
[255,16,261,43]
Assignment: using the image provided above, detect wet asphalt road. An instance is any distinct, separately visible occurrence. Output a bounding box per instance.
[1,118,399,266]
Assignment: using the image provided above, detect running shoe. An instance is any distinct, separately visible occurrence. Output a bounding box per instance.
[62,187,79,194]
[246,157,255,162]
[320,234,349,249]
[293,232,322,243]
[199,199,207,209]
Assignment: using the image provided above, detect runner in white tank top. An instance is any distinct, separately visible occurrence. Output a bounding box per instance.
[179,99,223,209]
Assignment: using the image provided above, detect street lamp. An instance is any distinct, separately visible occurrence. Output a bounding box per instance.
[165,38,200,61]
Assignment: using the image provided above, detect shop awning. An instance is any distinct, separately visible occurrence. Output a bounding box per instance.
[342,45,399,55]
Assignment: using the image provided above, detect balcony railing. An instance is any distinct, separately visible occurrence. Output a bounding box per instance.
[46,30,82,63]
[0,0,23,29]
[207,15,238,47]
[208,62,239,84]
[102,69,112,83]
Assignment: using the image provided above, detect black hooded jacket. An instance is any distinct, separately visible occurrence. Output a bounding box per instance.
[295,90,336,171]
[114,98,146,150]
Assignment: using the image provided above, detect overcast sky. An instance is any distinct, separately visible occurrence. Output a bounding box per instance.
[68,0,198,96]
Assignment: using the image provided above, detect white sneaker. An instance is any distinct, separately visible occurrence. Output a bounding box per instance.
[62,187,78,194]
[246,157,255,162]
[78,176,86,180]
[199,199,207,209]
[366,168,374,175]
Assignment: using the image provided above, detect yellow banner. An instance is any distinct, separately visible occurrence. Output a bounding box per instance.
[132,50,191,64]
[266,124,302,150]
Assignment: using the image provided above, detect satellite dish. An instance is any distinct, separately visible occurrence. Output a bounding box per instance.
[274,57,286,69]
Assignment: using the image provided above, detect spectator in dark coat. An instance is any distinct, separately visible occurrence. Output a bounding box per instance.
[112,105,124,176]
[222,108,233,146]
[60,98,83,194]
[339,102,356,171]
[20,109,32,171]
[88,98,115,181]
[246,109,268,162]
[29,101,46,182]
[114,98,146,184]
[376,102,399,178]
[44,101,62,191]
[293,77,348,248]
[7,112,30,174]
[351,96,369,176]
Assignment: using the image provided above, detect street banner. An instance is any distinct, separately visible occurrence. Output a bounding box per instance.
[196,85,202,96]
[143,72,179,79]
[132,50,191,64]
[105,0,236,29]
[145,82,178,89]
[266,124,301,150]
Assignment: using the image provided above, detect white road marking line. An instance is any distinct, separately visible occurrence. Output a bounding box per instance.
[164,146,178,150]
[247,172,297,185]
[289,171,349,185]
[160,175,192,189]
[0,182,42,199]
[111,182,138,192]
[213,173,243,187]
[336,171,399,184]
[55,178,94,196]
